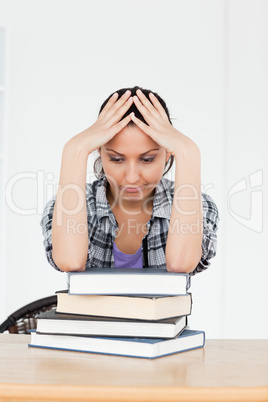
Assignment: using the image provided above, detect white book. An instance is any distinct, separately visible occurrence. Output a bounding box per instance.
[68,268,189,296]
[29,329,205,359]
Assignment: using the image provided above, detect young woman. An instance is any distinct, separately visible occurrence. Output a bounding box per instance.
[41,86,219,286]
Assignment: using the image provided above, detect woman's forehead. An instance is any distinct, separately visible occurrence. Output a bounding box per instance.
[105,125,160,150]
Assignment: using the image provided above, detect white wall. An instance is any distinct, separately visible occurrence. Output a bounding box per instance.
[0,0,267,338]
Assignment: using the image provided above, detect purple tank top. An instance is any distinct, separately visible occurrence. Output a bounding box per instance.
[113,241,143,268]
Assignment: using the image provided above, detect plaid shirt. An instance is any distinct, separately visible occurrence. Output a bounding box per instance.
[41,176,219,282]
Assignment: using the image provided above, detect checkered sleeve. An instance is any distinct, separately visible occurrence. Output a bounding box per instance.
[40,196,62,271]
[192,193,219,276]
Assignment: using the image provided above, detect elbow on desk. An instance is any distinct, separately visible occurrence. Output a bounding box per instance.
[52,251,86,272]
[58,264,86,273]
[166,263,194,274]
[166,256,197,274]
[166,246,202,274]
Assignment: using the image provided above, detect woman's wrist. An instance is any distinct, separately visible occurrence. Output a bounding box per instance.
[64,133,92,159]
[172,137,200,160]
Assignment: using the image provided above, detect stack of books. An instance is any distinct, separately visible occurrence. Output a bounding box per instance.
[29,268,205,359]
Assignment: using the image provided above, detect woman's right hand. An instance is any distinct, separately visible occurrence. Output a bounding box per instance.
[66,90,134,155]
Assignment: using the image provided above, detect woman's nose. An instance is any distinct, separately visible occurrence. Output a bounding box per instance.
[125,163,140,184]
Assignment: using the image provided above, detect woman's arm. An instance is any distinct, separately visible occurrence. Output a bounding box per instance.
[165,137,203,273]
[130,89,203,274]
[50,91,134,272]
[51,140,89,272]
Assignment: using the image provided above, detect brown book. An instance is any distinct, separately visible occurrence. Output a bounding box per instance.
[56,290,192,321]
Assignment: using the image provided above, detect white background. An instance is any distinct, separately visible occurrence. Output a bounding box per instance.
[0,0,267,338]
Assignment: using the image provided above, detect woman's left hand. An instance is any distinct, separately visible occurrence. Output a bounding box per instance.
[131,89,196,156]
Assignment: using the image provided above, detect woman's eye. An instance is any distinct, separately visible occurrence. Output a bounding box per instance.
[109,157,155,163]
[109,157,124,163]
[142,158,155,163]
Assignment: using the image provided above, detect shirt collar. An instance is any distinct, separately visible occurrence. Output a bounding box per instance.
[95,176,172,223]
[95,176,116,225]
[151,177,173,220]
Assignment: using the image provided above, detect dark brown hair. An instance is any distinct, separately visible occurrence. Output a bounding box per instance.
[93,85,174,179]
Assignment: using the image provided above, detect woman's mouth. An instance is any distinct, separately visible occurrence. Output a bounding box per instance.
[122,186,144,193]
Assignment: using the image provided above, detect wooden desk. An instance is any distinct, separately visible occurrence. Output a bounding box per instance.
[0,334,267,401]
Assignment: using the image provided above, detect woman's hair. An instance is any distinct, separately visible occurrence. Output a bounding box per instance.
[93,85,174,179]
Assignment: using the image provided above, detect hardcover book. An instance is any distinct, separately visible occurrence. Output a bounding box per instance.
[56,290,192,320]
[29,329,205,359]
[68,268,189,296]
[36,309,187,339]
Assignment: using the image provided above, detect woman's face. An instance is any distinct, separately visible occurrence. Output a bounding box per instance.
[98,125,171,212]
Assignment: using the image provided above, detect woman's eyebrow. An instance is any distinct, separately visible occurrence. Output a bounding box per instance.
[105,148,160,156]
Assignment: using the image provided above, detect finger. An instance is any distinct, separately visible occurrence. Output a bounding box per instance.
[105,90,132,120]
[135,89,161,120]
[99,92,119,116]
[100,90,131,120]
[110,113,133,135]
[130,113,152,136]
[149,92,169,121]
[133,95,154,126]
[108,96,133,126]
